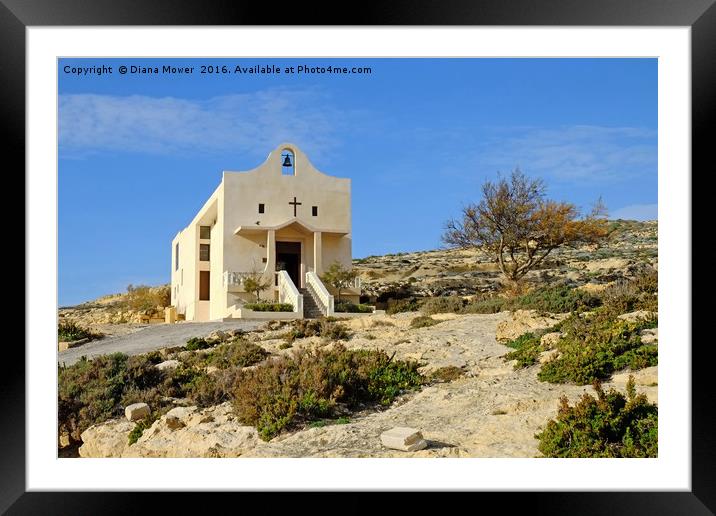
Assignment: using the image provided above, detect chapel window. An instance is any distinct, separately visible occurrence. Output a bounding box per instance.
[200,244,210,261]
[281,149,295,176]
[200,225,211,239]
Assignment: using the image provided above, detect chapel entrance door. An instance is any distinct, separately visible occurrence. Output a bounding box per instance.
[276,241,301,287]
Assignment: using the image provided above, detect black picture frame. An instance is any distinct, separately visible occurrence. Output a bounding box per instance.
[7,0,710,513]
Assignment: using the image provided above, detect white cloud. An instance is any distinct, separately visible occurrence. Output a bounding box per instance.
[610,203,658,221]
[479,125,657,184]
[59,89,347,161]
[427,125,656,186]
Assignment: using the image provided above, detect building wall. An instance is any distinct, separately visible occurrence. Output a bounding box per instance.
[222,143,352,291]
[173,143,353,321]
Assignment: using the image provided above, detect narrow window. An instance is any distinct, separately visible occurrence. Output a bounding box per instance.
[312,206,318,216]
[199,271,210,301]
[258,203,265,214]
[200,244,210,261]
[200,225,211,239]
[262,257,267,263]
[175,243,179,270]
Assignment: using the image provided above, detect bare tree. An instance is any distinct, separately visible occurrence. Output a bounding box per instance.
[442,169,608,282]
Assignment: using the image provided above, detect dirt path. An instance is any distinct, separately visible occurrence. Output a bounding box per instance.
[58,320,264,366]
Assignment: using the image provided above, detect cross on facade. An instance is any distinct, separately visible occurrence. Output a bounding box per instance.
[289,196,302,216]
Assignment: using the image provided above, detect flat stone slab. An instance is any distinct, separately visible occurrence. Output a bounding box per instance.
[125,403,150,421]
[380,427,428,452]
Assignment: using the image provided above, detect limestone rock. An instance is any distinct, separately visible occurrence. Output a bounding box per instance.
[495,310,568,342]
[539,332,562,349]
[538,349,561,364]
[380,427,428,452]
[125,402,150,421]
[618,310,657,323]
[156,359,181,372]
[79,419,134,457]
[640,328,658,345]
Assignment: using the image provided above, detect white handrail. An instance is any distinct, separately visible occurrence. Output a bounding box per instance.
[306,271,334,316]
[277,270,303,315]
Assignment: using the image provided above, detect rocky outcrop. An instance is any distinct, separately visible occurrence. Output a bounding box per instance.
[495,310,568,342]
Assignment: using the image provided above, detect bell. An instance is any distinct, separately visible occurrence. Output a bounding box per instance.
[282,154,292,167]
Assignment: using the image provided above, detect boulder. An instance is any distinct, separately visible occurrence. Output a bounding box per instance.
[495,310,568,342]
[617,310,657,323]
[125,402,150,421]
[79,419,134,458]
[156,359,181,372]
[640,328,658,345]
[380,427,428,452]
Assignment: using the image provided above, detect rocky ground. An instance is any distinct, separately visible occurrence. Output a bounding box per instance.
[77,309,657,458]
[353,219,657,304]
[64,220,657,458]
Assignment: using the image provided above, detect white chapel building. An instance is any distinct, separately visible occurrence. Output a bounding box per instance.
[170,143,357,321]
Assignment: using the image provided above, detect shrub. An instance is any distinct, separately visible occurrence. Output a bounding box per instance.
[207,340,269,369]
[600,269,658,315]
[536,377,658,457]
[461,296,508,314]
[409,316,441,329]
[386,298,422,315]
[128,418,153,445]
[232,345,423,440]
[58,353,165,442]
[334,301,373,313]
[58,320,96,341]
[125,284,170,311]
[504,332,543,368]
[371,320,395,327]
[185,337,211,351]
[244,302,294,312]
[421,296,465,315]
[283,319,351,343]
[429,366,465,383]
[537,310,657,384]
[512,284,601,313]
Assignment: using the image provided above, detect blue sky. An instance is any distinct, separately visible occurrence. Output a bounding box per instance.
[58,58,657,305]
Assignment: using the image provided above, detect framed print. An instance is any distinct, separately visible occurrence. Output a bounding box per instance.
[7,0,712,512]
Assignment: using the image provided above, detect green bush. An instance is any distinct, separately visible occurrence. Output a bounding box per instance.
[461,296,508,314]
[58,353,164,442]
[185,337,211,351]
[386,298,422,315]
[206,340,269,369]
[232,345,423,440]
[58,320,96,341]
[128,418,154,445]
[537,310,657,384]
[283,319,352,343]
[244,302,294,312]
[58,350,223,443]
[429,366,465,383]
[513,284,601,313]
[421,296,465,315]
[536,377,658,457]
[409,316,441,329]
[504,332,544,368]
[334,301,373,313]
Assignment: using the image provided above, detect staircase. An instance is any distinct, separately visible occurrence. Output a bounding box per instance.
[299,288,324,319]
